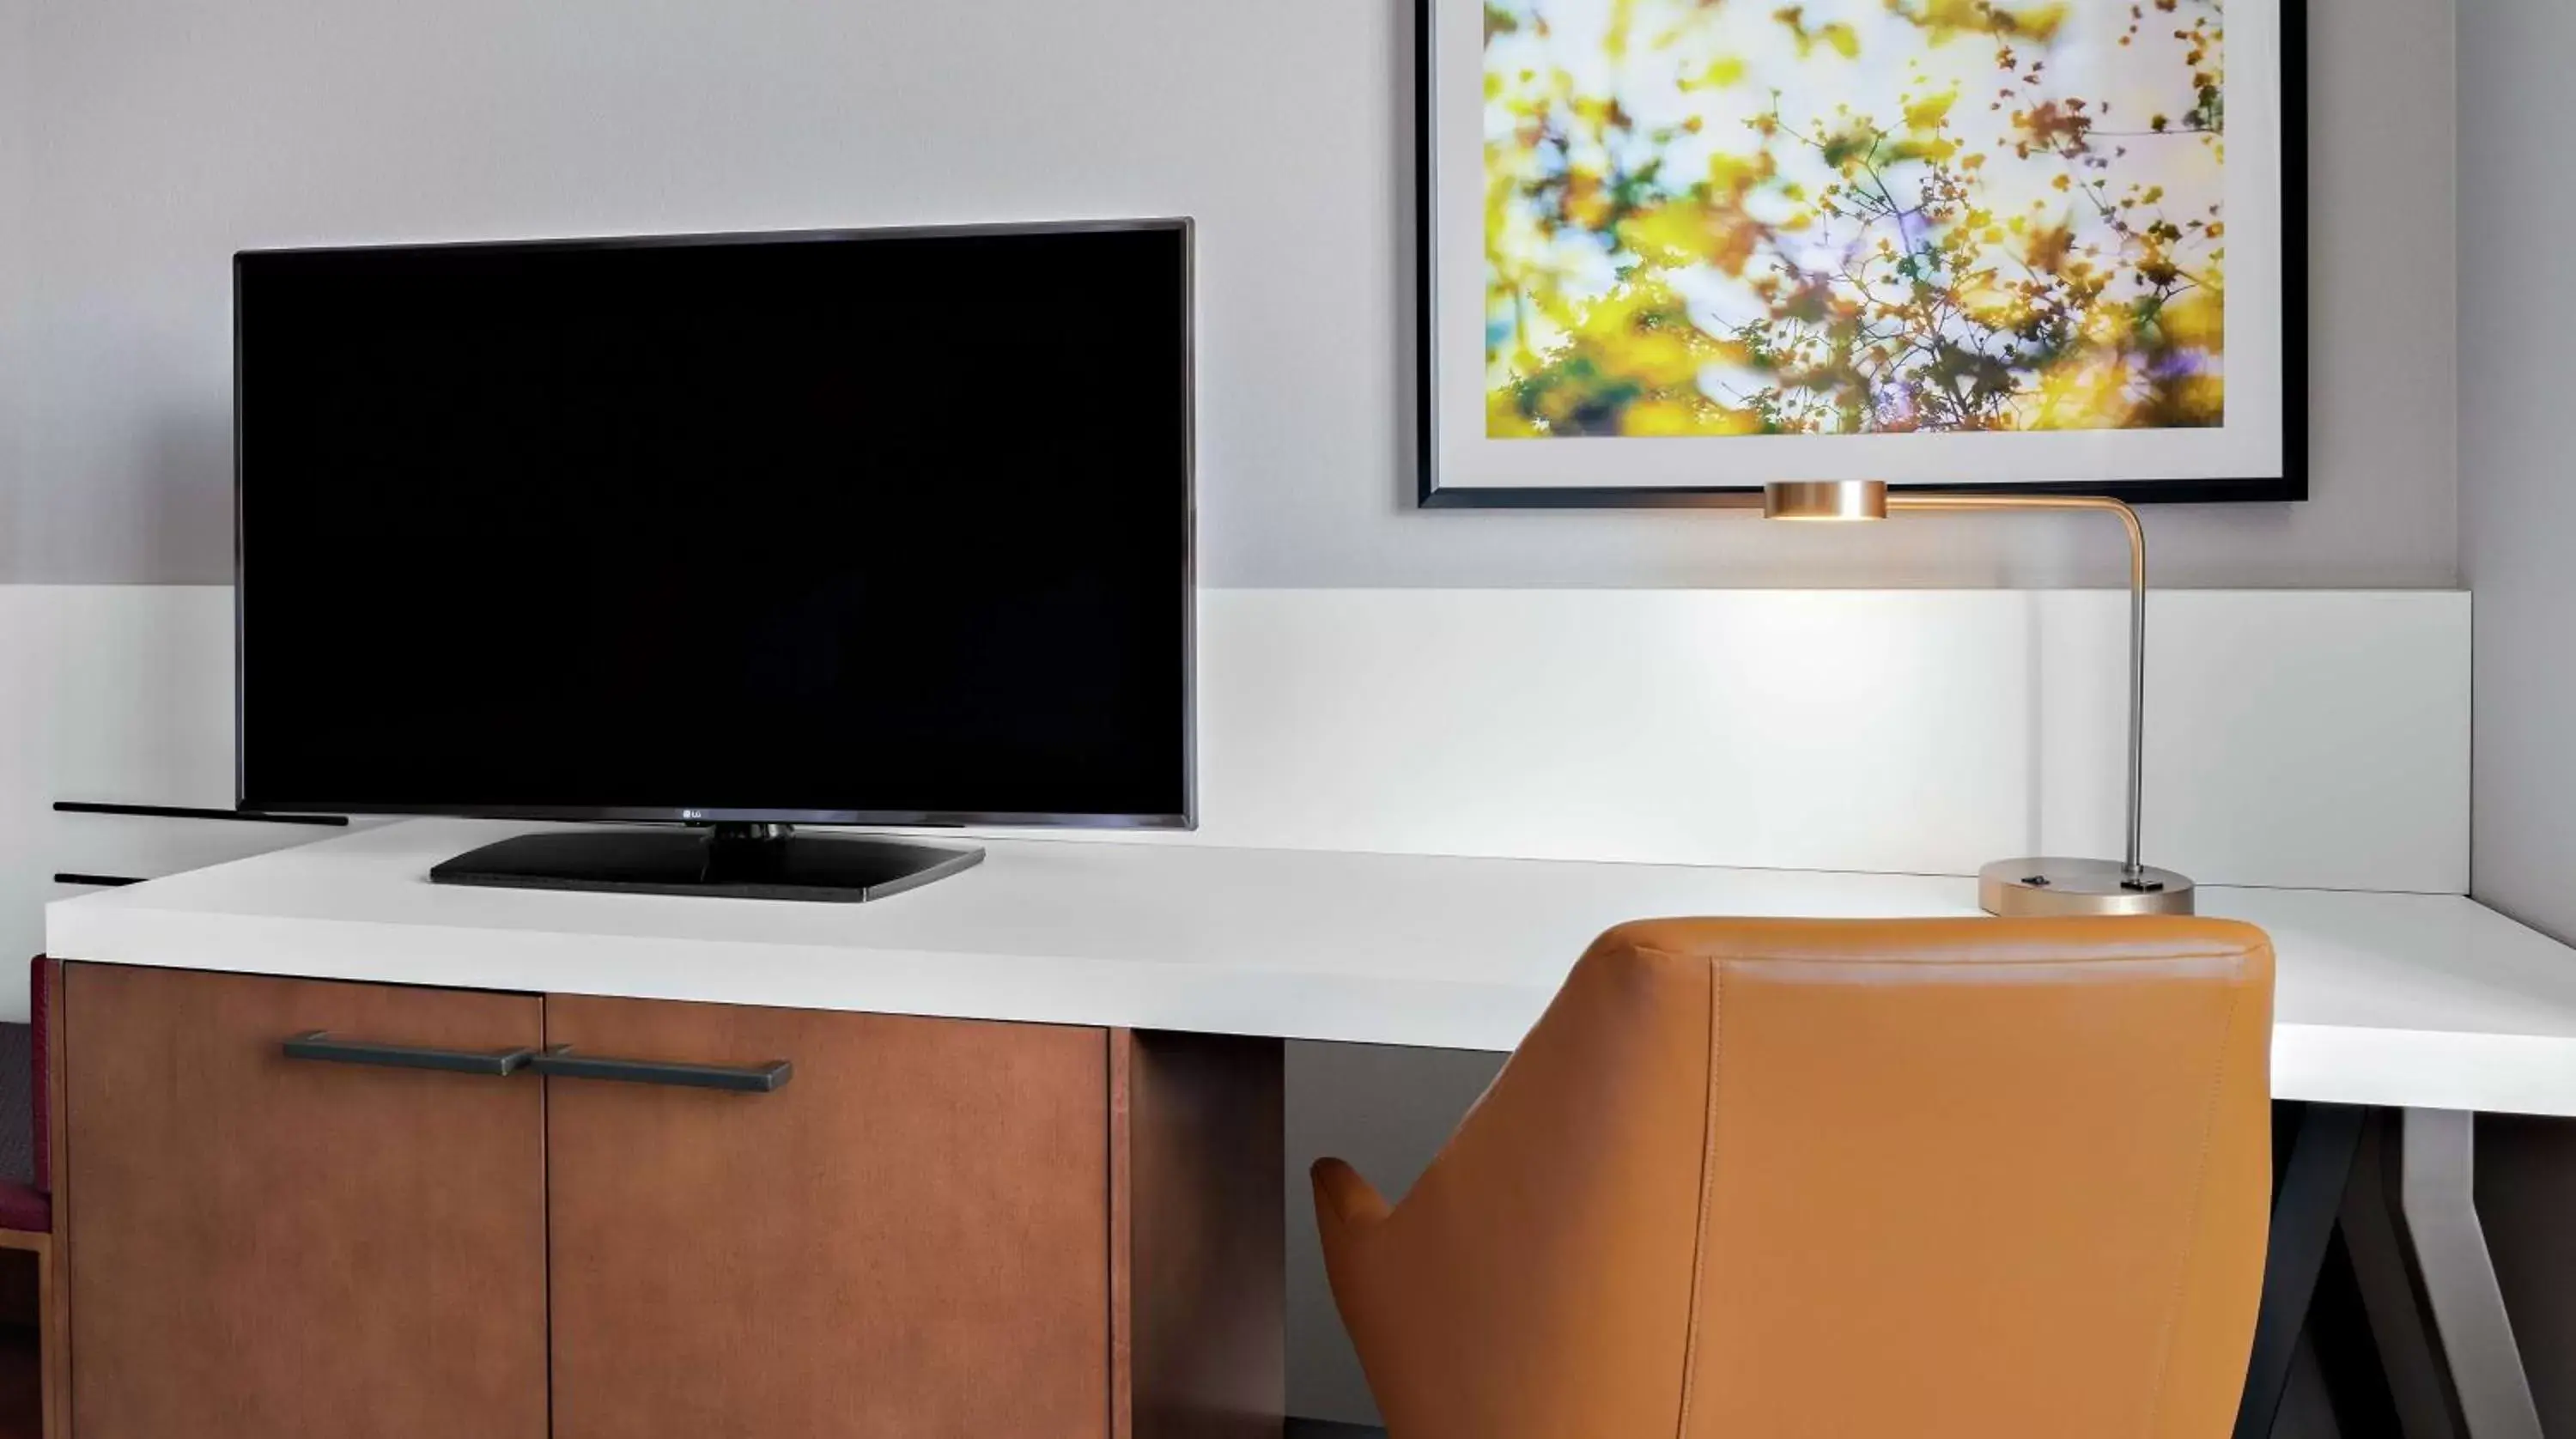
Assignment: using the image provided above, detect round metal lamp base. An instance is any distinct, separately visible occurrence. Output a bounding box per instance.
[1978,858,2196,918]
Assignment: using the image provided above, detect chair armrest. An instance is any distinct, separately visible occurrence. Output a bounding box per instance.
[1310,1157,1390,1234]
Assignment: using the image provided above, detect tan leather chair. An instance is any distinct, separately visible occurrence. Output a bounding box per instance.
[1313,917,2274,1439]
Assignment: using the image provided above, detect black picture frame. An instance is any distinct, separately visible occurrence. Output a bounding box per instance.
[1416,0,2309,509]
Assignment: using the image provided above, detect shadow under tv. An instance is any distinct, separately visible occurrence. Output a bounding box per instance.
[428,823,985,904]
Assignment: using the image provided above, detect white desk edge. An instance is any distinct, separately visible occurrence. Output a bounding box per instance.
[46,818,2576,1119]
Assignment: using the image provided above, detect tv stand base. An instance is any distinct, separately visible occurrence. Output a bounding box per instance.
[428,825,984,903]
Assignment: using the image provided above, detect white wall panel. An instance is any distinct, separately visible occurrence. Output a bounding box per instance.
[1172,588,2469,891]
[2037,591,2473,894]
[1193,588,2039,876]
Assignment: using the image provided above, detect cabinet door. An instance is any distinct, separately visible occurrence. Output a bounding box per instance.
[544,997,1110,1439]
[63,963,548,1439]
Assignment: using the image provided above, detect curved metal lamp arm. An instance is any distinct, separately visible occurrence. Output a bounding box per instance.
[1889,494,2148,882]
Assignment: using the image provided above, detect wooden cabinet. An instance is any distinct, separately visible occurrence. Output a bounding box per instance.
[62,965,549,1439]
[545,997,1113,1439]
[58,965,1281,1439]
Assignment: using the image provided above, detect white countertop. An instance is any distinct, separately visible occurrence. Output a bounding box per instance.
[46,818,2576,1117]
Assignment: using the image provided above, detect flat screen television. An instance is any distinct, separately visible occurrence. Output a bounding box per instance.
[236,220,1194,902]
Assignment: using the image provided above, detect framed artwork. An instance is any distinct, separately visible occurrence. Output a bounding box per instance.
[1418,0,2306,507]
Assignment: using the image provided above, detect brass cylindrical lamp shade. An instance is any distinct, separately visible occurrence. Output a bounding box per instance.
[1759,480,2194,918]
[1763,480,1888,521]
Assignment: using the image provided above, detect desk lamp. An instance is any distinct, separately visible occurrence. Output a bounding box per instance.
[1763,479,2193,917]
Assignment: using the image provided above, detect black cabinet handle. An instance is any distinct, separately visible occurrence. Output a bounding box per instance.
[532,1046,793,1093]
[283,1030,535,1077]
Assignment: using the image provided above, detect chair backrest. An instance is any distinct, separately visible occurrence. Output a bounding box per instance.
[1313,916,2273,1439]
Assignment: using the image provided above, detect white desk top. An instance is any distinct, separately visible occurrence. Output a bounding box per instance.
[46,818,2576,1118]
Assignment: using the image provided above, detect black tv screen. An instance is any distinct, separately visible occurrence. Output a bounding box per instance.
[238,221,1194,829]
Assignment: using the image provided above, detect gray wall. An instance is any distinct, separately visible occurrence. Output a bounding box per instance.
[9,0,2458,590]
[2460,5,2576,1434]
[2463,0,2576,940]
[0,0,31,550]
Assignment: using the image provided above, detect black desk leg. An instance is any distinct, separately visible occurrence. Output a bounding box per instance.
[2235,1102,2366,1439]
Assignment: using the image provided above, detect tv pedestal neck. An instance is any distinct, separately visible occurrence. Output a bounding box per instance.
[428,823,985,903]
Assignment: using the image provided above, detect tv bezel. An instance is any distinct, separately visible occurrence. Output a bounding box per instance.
[234,216,1198,833]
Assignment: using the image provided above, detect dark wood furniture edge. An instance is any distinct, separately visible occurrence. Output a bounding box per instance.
[1113,1029,1285,1439]
[1110,1031,1136,1439]
[42,959,66,1439]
